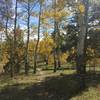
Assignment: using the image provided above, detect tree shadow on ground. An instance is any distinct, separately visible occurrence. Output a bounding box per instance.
[0,72,100,100]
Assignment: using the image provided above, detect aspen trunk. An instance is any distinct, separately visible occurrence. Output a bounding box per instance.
[33,3,42,74]
[25,0,30,75]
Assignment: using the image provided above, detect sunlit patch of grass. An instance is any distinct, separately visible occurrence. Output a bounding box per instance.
[70,87,100,100]
[0,75,34,90]
[0,68,75,91]
[61,69,76,74]
[0,67,100,100]
[0,70,100,100]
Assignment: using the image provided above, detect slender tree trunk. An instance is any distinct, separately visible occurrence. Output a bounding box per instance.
[33,3,42,74]
[11,0,17,77]
[53,0,61,71]
[57,32,61,68]
[56,23,61,68]
[54,23,61,70]
[76,0,88,89]
[76,0,89,74]
[5,1,12,75]
[57,54,61,68]
[24,0,30,75]
[53,0,58,72]
[0,32,2,62]
[45,56,48,65]
[5,17,9,39]
[84,0,89,71]
[53,21,58,72]
[76,12,86,74]
[53,50,57,72]
[76,14,86,89]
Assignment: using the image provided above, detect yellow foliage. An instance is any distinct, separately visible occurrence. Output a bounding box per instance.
[2,52,9,64]
[78,4,85,13]
[48,55,54,65]
[71,47,76,54]
[60,53,68,64]
[41,8,69,22]
[39,35,55,57]
[50,11,69,22]
[87,48,95,57]
[48,53,68,65]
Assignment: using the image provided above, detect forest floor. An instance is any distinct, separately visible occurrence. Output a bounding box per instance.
[0,68,100,100]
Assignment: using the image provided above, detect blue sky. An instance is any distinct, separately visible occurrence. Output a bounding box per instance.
[10,0,39,28]
[12,0,75,35]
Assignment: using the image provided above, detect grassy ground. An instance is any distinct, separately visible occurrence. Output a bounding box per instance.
[0,68,100,100]
[71,87,100,100]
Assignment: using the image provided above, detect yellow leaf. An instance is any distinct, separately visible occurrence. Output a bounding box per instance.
[78,4,85,13]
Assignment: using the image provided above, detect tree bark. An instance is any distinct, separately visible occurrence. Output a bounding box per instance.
[76,0,88,75]
[24,0,30,75]
[76,0,89,89]
[11,0,17,77]
[33,2,42,74]
[53,50,57,72]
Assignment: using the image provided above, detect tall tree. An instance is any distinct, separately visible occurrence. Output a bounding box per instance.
[76,0,89,89]
[52,0,68,72]
[24,0,30,75]
[19,0,38,75]
[10,0,18,77]
[33,0,42,74]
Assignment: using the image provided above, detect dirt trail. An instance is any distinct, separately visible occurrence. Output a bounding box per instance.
[36,68,46,82]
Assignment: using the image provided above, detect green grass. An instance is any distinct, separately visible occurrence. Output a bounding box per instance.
[0,68,100,100]
[0,69,73,90]
[71,87,100,100]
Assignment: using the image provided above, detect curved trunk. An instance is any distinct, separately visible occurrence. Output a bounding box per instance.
[33,3,42,74]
